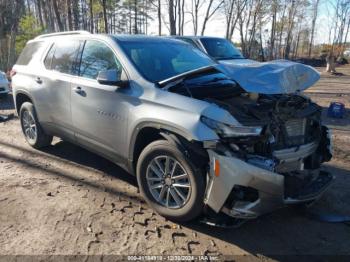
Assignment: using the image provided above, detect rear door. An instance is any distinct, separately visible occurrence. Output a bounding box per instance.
[70,39,129,165]
[39,39,82,140]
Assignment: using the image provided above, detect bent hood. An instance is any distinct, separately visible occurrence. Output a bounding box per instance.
[217,59,320,94]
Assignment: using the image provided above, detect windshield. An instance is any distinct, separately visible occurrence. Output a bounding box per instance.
[117,39,215,82]
[200,38,244,60]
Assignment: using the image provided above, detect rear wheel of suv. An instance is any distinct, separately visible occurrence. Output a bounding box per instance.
[20,102,53,148]
[136,139,205,222]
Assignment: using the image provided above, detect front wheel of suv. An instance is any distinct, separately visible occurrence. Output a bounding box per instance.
[136,139,205,222]
[20,102,53,149]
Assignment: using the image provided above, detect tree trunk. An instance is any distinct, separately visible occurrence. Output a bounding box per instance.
[269,1,277,60]
[225,0,234,39]
[89,0,93,32]
[169,0,176,35]
[45,0,55,32]
[308,0,320,57]
[201,0,215,36]
[102,0,108,33]
[53,0,64,31]
[26,0,31,14]
[36,0,44,28]
[134,0,137,34]
[157,0,161,35]
[72,0,79,30]
[66,0,73,30]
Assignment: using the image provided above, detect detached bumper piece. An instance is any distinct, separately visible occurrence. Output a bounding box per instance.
[284,171,334,203]
[205,150,334,220]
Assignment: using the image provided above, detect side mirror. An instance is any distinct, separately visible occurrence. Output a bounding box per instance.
[97,69,129,88]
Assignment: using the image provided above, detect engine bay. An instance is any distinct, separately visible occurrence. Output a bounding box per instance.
[167,71,332,187]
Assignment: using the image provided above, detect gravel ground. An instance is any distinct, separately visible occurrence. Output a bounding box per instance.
[0,65,349,261]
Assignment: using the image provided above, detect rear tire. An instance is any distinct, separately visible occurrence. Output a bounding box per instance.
[136,139,205,222]
[20,102,53,148]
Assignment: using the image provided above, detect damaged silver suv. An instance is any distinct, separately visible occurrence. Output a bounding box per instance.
[12,31,333,223]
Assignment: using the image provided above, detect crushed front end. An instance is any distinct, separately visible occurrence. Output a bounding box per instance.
[202,94,334,219]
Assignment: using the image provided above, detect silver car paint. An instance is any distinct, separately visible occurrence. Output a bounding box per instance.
[206,147,333,219]
[12,33,333,218]
[12,35,233,167]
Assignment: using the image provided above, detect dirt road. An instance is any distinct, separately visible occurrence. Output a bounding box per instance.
[0,65,349,260]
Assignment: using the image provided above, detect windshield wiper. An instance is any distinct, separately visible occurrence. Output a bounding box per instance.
[158,65,216,87]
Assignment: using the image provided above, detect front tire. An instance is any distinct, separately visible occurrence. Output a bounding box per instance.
[136,139,205,222]
[20,102,53,148]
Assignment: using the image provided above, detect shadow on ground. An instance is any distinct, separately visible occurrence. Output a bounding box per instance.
[4,138,347,257]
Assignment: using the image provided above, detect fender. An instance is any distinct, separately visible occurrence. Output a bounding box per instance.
[128,121,196,163]
[13,89,36,114]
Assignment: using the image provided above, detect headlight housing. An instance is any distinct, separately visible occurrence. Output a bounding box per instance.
[201,116,262,138]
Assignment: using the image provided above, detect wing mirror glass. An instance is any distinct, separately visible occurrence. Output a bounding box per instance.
[97,69,129,88]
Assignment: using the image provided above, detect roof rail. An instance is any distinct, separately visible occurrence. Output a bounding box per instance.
[35,30,91,40]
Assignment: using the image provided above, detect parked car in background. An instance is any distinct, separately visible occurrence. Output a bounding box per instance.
[173,36,321,95]
[12,32,333,224]
[0,71,10,97]
[173,36,255,65]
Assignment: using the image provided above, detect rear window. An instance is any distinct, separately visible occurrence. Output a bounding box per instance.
[46,40,81,74]
[44,44,55,69]
[16,41,45,65]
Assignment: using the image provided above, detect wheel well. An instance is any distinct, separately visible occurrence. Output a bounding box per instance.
[132,127,163,169]
[132,127,209,172]
[16,93,32,114]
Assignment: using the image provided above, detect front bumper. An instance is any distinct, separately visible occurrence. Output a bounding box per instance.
[204,130,334,219]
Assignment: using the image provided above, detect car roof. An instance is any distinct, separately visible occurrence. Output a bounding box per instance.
[172,36,225,41]
[113,34,185,44]
[30,31,185,45]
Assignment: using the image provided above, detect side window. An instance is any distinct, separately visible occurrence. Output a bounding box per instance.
[44,44,55,69]
[50,40,80,74]
[16,41,45,65]
[79,40,122,80]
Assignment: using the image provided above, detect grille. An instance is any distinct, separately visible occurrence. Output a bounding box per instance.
[285,118,306,136]
[284,118,306,145]
[0,87,5,92]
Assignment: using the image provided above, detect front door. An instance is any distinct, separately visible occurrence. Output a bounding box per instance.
[71,40,129,165]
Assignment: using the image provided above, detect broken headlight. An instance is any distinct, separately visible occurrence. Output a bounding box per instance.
[201,116,262,138]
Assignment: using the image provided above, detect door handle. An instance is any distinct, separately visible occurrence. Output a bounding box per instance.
[73,86,84,95]
[35,77,42,84]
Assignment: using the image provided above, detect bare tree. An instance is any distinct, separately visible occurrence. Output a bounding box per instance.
[158,0,162,35]
[269,0,278,60]
[308,0,320,57]
[52,0,64,31]
[201,0,223,35]
[168,0,176,34]
[191,0,200,35]
[224,0,247,40]
[36,0,44,28]
[89,0,93,32]
[66,0,73,31]
[102,0,108,33]
[72,0,79,30]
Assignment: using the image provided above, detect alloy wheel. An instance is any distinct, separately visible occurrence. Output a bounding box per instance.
[146,155,191,209]
[22,110,37,141]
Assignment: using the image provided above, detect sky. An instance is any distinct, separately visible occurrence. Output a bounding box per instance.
[147,0,337,45]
